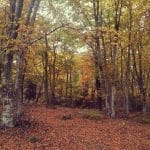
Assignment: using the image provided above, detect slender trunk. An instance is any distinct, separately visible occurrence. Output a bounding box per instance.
[44,35,49,106]
[50,45,56,104]
[110,85,116,118]
[30,0,41,25]
[107,85,112,117]
[35,76,44,103]
[124,0,132,116]
[65,61,69,98]
[43,51,49,105]
[0,56,2,84]
[132,31,147,113]
[69,65,72,100]
[25,0,36,25]
[125,87,129,116]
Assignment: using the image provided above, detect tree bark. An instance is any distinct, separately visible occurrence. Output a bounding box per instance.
[15,0,41,111]
[15,48,25,117]
[1,53,15,127]
[44,34,50,106]
[1,0,17,127]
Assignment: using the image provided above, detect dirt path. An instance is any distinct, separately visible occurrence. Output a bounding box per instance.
[0,105,150,150]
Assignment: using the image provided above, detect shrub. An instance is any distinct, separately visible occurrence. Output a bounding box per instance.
[61,114,72,120]
[29,136,40,143]
[72,98,83,107]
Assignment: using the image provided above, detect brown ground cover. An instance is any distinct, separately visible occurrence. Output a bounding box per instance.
[0,105,150,150]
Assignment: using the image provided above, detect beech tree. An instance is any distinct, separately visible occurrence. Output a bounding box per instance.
[0,0,41,127]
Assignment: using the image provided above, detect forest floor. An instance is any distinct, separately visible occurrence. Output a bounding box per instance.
[0,104,150,150]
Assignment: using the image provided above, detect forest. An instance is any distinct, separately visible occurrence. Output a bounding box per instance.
[0,0,150,149]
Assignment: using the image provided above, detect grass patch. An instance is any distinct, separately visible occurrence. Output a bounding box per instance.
[81,110,104,120]
[135,114,150,124]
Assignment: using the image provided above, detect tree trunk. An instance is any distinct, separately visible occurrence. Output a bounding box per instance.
[1,53,15,127]
[43,35,49,106]
[125,87,129,116]
[110,85,115,118]
[50,44,57,104]
[35,76,44,103]
[1,0,17,127]
[15,0,41,105]
[65,62,69,98]
[15,48,25,117]
[0,56,2,84]
[69,65,72,100]
[43,51,49,106]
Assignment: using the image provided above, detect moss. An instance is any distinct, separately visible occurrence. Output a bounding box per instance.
[135,115,150,124]
[81,110,103,120]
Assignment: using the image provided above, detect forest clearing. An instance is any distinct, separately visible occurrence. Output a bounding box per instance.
[0,0,150,149]
[0,105,150,150]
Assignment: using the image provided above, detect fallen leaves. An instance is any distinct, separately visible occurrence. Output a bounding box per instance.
[0,105,150,150]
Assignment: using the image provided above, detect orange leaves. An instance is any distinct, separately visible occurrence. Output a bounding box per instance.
[0,105,150,149]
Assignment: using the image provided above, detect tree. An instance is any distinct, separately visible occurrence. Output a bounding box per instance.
[0,0,41,127]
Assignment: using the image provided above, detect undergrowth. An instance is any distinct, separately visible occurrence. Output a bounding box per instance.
[81,110,104,120]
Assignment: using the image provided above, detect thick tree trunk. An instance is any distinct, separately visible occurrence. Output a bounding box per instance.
[1,53,15,127]
[1,0,17,127]
[92,0,103,110]
[15,48,25,117]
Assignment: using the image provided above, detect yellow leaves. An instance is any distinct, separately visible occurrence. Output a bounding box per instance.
[82,27,120,45]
